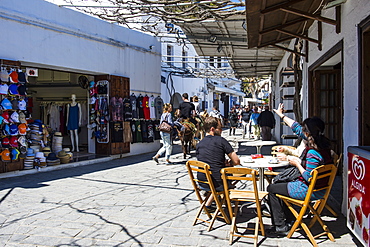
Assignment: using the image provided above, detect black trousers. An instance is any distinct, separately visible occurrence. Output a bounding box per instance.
[267,183,294,227]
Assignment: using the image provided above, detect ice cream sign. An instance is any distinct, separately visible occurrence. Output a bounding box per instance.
[352,156,366,194]
[348,152,370,247]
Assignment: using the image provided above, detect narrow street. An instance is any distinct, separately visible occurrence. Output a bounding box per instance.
[0,129,361,246]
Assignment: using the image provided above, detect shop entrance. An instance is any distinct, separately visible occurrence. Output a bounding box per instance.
[359,16,370,146]
[308,41,343,172]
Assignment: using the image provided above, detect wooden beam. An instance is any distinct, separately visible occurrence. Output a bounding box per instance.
[280,7,337,26]
[260,0,304,14]
[336,5,341,33]
[276,29,320,44]
[318,21,322,51]
[259,17,307,35]
[271,44,306,57]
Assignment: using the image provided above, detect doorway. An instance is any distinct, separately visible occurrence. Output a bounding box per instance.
[308,41,343,169]
[359,16,370,145]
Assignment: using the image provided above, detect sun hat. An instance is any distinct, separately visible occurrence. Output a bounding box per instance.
[27,148,34,156]
[35,152,45,159]
[57,150,68,158]
[1,149,11,162]
[47,152,58,161]
[54,132,62,137]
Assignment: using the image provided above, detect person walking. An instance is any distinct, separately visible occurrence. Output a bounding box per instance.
[240,105,252,139]
[250,106,260,140]
[153,103,174,165]
[228,107,238,136]
[257,105,276,141]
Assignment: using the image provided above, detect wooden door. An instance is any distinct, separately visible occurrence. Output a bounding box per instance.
[311,70,342,155]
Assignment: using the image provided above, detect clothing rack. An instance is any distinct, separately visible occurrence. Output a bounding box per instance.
[131,89,159,95]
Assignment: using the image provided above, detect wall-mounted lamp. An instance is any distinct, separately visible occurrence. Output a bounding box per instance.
[208,35,217,43]
[149,45,155,50]
[217,44,223,53]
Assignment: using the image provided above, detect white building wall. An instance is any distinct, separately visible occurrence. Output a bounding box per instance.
[273,0,370,214]
[0,0,162,155]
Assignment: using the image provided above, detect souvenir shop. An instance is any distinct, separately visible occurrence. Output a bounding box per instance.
[0,59,164,174]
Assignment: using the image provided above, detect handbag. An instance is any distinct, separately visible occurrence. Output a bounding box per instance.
[272,165,301,184]
[158,114,172,133]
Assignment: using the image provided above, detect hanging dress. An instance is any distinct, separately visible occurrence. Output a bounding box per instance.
[67,104,79,130]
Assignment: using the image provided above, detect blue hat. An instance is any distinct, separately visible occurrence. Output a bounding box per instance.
[8,84,18,96]
[11,148,20,160]
[3,124,10,135]
[47,152,59,161]
[27,148,34,156]
[1,98,12,110]
[9,124,18,136]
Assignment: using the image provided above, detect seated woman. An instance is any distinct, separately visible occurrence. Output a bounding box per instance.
[267,103,333,235]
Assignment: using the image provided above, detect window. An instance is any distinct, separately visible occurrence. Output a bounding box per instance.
[210,56,214,67]
[195,58,199,69]
[182,50,188,69]
[167,45,173,66]
[217,57,222,68]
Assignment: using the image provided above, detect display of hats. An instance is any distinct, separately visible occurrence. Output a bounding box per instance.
[52,133,63,153]
[11,148,20,161]
[46,153,60,166]
[57,150,70,164]
[18,112,27,123]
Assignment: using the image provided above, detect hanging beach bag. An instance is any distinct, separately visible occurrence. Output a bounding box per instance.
[158,114,172,133]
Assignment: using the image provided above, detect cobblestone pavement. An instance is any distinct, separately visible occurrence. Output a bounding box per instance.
[0,129,362,246]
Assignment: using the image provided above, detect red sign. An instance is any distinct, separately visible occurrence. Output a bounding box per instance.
[348,153,370,246]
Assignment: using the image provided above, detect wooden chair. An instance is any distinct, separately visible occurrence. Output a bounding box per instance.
[185,160,230,231]
[276,164,337,247]
[221,167,268,246]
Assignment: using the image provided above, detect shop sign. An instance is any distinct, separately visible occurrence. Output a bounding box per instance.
[213,93,219,100]
[348,153,370,246]
[26,68,38,77]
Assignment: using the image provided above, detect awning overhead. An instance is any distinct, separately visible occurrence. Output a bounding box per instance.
[246,0,340,51]
[178,15,286,80]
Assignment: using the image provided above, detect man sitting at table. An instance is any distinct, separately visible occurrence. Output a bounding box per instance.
[196,116,240,211]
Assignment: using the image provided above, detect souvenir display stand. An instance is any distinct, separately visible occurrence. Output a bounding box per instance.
[93,75,130,155]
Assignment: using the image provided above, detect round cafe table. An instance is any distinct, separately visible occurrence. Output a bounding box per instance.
[239,155,289,189]
[240,140,276,154]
